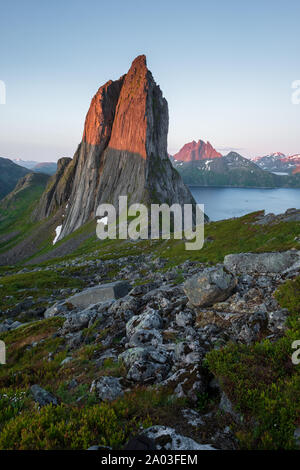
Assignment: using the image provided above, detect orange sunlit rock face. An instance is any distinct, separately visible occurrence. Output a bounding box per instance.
[173,140,222,162]
[82,78,124,146]
[82,55,149,159]
[108,55,149,159]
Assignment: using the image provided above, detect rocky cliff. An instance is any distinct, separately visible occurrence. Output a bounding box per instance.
[173,140,222,163]
[33,157,74,220]
[36,55,196,239]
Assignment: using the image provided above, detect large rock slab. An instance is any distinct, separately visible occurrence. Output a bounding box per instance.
[66,281,131,309]
[224,250,300,274]
[184,266,236,308]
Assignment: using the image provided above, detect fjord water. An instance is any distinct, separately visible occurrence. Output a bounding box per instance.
[190,186,300,221]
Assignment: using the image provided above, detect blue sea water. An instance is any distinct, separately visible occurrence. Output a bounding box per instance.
[190,186,300,221]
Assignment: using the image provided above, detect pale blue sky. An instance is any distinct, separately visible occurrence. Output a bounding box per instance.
[0,0,300,162]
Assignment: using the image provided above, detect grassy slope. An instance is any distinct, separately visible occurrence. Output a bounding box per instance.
[0,158,29,200]
[0,174,50,255]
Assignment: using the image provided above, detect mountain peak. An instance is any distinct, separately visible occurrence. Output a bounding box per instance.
[173,139,222,162]
[130,54,147,69]
[35,55,196,238]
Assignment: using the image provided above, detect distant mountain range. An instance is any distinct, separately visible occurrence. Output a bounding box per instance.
[12,158,57,175]
[170,142,300,188]
[252,152,300,175]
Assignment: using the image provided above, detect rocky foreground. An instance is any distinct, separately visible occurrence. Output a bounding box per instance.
[1,243,299,450]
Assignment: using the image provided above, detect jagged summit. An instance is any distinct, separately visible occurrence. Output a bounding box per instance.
[35,55,196,240]
[173,140,222,162]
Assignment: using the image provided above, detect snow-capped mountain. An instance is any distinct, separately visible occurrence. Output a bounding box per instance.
[253,152,300,174]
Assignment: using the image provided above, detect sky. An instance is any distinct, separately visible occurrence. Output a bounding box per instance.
[0,0,300,162]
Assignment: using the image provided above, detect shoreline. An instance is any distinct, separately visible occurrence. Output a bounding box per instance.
[188,184,300,190]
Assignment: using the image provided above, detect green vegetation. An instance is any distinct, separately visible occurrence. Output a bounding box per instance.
[0,311,186,450]
[0,195,299,450]
[0,173,49,255]
[206,275,300,449]
[20,210,299,270]
[0,158,30,200]
[0,269,84,312]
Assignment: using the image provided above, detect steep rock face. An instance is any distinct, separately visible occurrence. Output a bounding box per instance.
[38,55,197,240]
[33,157,74,220]
[173,140,222,163]
[59,77,124,236]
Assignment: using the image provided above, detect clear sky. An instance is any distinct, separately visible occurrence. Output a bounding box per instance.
[1,0,300,162]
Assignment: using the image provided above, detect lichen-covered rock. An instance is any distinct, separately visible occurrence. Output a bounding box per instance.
[90,376,123,401]
[126,308,162,338]
[141,426,216,450]
[119,346,172,383]
[159,365,206,403]
[44,300,73,319]
[60,310,96,334]
[184,266,236,307]
[128,328,163,347]
[219,392,242,422]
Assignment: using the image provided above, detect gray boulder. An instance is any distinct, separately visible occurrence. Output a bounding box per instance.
[44,300,72,319]
[267,309,289,333]
[119,346,172,383]
[126,308,162,339]
[128,329,163,347]
[30,385,58,407]
[66,281,131,309]
[219,392,242,422]
[90,376,123,401]
[142,426,215,450]
[224,250,300,274]
[184,266,236,308]
[159,365,206,403]
[108,295,140,321]
[60,309,97,334]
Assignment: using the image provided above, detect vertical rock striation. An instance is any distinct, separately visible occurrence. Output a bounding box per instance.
[36,55,198,239]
